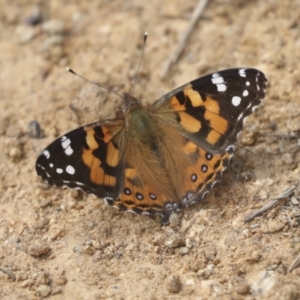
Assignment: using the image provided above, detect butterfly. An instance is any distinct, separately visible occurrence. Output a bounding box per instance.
[36,68,267,224]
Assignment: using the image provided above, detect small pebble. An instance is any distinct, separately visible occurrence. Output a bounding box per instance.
[36,217,50,229]
[281,152,293,164]
[16,25,37,43]
[236,282,250,295]
[169,213,180,228]
[51,286,62,295]
[36,271,50,285]
[27,120,43,138]
[166,276,181,293]
[177,247,189,255]
[291,196,299,205]
[73,245,84,254]
[164,235,185,248]
[37,284,51,298]
[71,189,84,200]
[9,147,22,160]
[24,6,43,26]
[28,242,51,257]
[53,271,67,286]
[21,279,34,288]
[84,245,96,256]
[42,19,64,35]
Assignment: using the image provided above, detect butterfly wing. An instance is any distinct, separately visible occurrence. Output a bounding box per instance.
[109,126,234,224]
[140,68,267,220]
[36,119,125,199]
[151,68,267,153]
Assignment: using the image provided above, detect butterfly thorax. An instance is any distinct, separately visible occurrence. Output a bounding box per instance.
[123,92,158,142]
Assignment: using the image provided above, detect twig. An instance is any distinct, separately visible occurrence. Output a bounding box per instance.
[288,253,300,273]
[244,185,296,223]
[0,267,16,281]
[161,0,209,78]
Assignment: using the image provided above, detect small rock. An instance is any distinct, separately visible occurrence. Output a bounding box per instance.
[27,120,44,138]
[166,276,181,293]
[240,171,252,182]
[28,242,51,257]
[197,268,213,279]
[290,196,299,205]
[281,152,293,164]
[236,281,250,295]
[251,270,277,294]
[164,235,185,248]
[53,271,67,286]
[36,217,50,229]
[36,271,50,285]
[42,19,64,35]
[24,6,43,26]
[9,147,22,161]
[245,251,261,264]
[73,245,84,254]
[16,25,37,43]
[71,189,84,200]
[169,213,180,228]
[177,247,189,255]
[20,279,34,288]
[51,286,62,295]
[241,132,257,146]
[37,284,51,298]
[49,228,66,241]
[84,245,96,256]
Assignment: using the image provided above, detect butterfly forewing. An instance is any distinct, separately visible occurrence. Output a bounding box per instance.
[36,120,125,198]
[153,68,267,153]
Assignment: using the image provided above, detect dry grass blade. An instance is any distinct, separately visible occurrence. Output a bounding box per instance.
[161,0,209,78]
[244,185,296,223]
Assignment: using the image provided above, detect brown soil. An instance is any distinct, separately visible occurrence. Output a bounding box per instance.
[1,1,300,299]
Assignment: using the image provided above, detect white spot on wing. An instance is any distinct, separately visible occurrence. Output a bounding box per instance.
[246,81,250,86]
[61,137,74,156]
[243,90,249,97]
[232,96,241,106]
[56,168,63,174]
[217,84,226,92]
[239,68,246,77]
[212,76,224,84]
[211,75,227,92]
[61,138,70,149]
[49,163,53,168]
[66,165,75,175]
[65,147,73,156]
[43,150,50,159]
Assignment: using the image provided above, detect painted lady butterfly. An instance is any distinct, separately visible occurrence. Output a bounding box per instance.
[36,67,267,224]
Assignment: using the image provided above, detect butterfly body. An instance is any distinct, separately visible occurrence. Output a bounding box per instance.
[36,68,267,223]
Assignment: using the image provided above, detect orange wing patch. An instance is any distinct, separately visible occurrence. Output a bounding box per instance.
[82,126,120,186]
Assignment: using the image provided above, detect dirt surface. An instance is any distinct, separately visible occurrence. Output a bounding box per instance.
[1,0,300,299]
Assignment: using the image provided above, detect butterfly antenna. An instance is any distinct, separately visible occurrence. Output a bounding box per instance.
[131,32,148,97]
[66,68,124,99]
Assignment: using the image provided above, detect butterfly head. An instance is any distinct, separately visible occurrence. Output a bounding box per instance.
[122,92,142,114]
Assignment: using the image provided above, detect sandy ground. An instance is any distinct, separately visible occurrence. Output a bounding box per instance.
[1,0,300,299]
